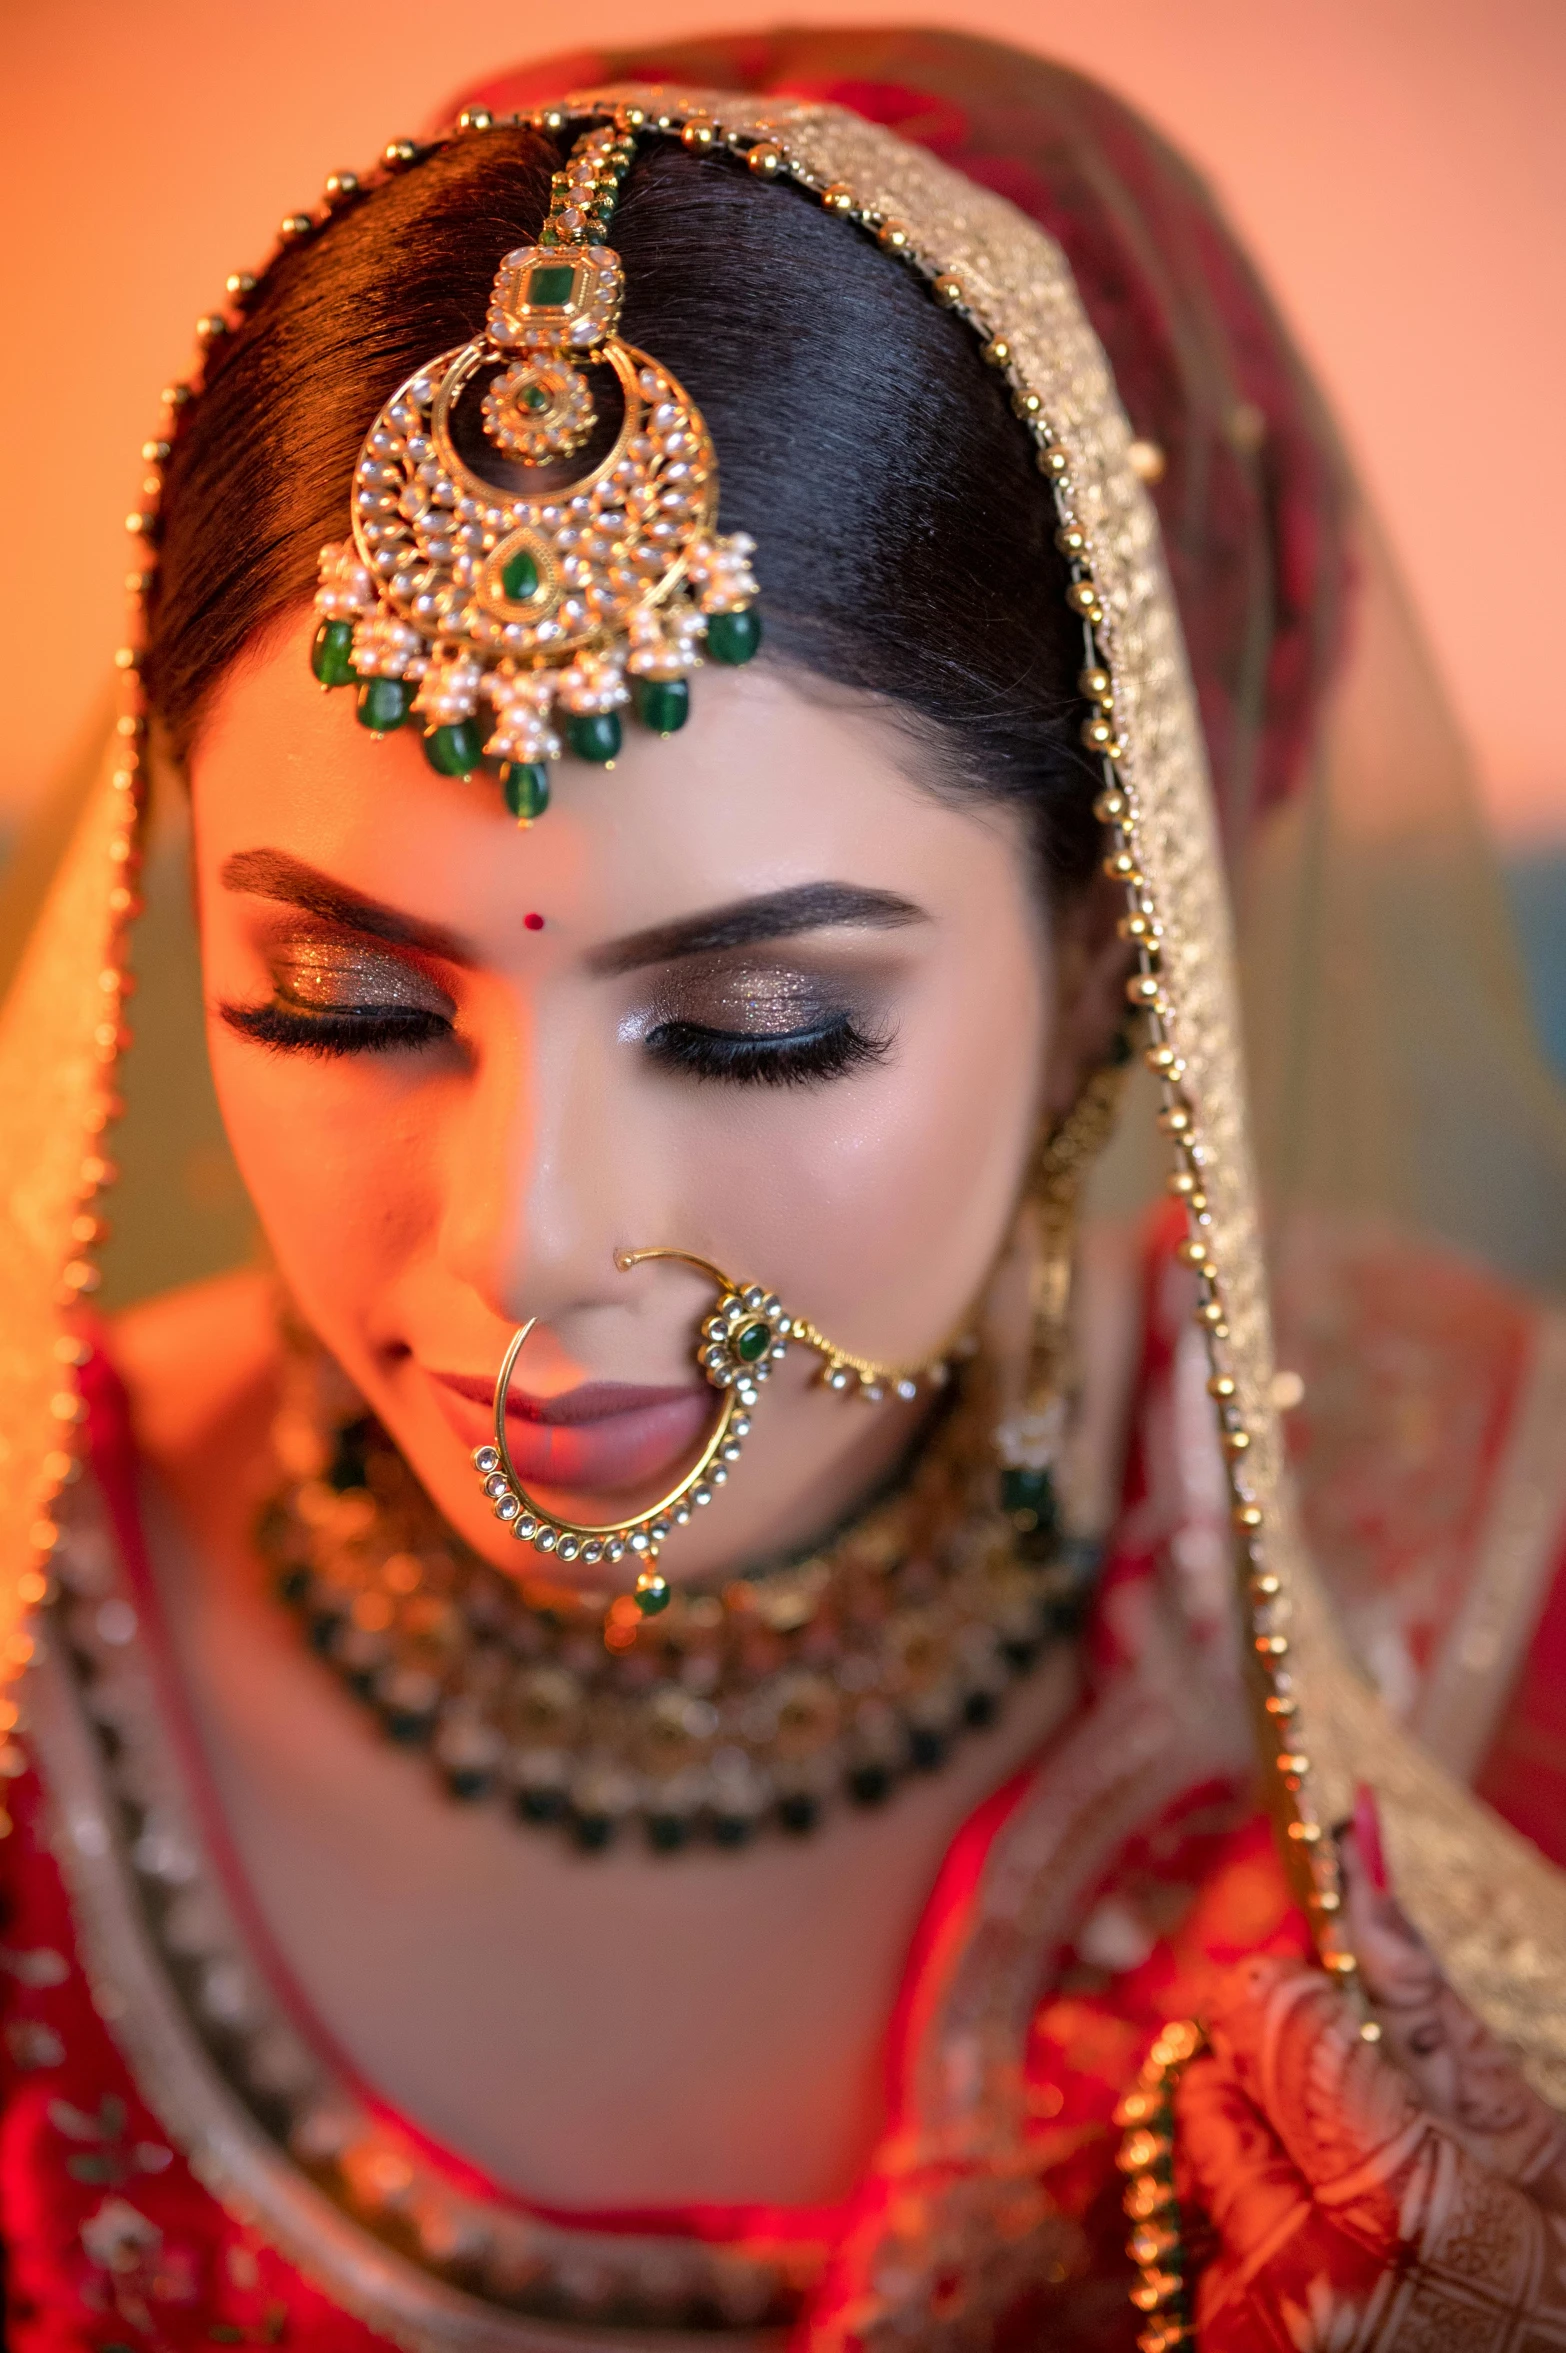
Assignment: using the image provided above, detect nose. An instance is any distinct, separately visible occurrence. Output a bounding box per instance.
[435,982,632,1330]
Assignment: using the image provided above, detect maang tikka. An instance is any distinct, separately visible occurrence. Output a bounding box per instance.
[310,115,761,824]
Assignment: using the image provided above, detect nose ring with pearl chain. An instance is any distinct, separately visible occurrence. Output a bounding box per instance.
[470,1246,950,1615]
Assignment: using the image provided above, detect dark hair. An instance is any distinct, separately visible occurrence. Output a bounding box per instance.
[146,127,1099,891]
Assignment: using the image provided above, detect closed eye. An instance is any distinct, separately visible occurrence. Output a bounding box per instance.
[218,1001,453,1057]
[218,936,456,1057]
[642,1015,890,1087]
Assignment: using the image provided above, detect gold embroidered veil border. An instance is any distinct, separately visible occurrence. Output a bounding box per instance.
[1,80,1563,2136]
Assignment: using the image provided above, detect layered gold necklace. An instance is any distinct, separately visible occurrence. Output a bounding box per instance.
[259,1333,1097,1853]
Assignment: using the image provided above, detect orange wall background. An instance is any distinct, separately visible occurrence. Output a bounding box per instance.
[4,0,1562,842]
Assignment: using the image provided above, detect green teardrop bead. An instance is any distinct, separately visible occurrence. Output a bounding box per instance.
[356,675,412,733]
[632,676,690,736]
[311,618,357,688]
[502,763,551,824]
[635,1575,671,1618]
[501,547,540,601]
[565,710,622,765]
[706,607,762,665]
[422,719,484,778]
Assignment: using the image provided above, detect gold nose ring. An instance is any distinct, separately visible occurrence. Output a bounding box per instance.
[470,1246,949,1614]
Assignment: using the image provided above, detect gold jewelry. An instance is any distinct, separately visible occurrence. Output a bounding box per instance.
[472,1245,952,1616]
[1115,2019,1206,2352]
[309,114,761,821]
[994,1053,1130,1534]
[265,1320,1091,1854]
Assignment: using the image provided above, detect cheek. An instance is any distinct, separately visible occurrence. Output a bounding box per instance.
[665,950,1047,1363]
[205,1021,440,1327]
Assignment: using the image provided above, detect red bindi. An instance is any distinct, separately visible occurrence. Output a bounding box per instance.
[524,912,545,932]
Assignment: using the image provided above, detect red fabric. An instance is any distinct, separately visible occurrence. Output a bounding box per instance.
[0,1722,1299,2353]
[449,28,1355,857]
[7,1217,1564,2347]
[0,1299,1297,2351]
[1475,1536,1566,1864]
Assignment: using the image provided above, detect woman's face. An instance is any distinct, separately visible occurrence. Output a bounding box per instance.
[193,613,1113,1583]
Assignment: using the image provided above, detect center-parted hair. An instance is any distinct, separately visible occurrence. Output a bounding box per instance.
[145,127,1100,894]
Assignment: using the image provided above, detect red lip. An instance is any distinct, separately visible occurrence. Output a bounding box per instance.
[427,1369,716,1496]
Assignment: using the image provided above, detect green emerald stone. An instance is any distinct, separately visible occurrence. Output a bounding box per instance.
[1000,1465,1057,1534]
[706,607,762,665]
[502,762,551,824]
[422,720,484,778]
[311,618,357,688]
[633,676,690,736]
[525,261,577,307]
[635,1575,672,1617]
[566,710,622,765]
[521,383,549,413]
[355,675,412,733]
[735,1320,771,1364]
[501,547,540,602]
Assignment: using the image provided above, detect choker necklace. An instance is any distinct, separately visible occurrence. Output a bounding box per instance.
[259,1333,1100,1854]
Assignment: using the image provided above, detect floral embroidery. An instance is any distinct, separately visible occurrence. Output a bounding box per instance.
[49,2093,174,2187]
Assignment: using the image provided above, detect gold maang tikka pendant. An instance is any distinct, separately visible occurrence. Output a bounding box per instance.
[310,115,761,823]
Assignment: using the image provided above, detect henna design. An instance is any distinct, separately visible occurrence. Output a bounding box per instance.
[1341,1798,1566,2213]
[1175,1954,1566,2353]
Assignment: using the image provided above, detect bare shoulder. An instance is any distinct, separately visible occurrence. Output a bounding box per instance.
[109,1264,281,1491]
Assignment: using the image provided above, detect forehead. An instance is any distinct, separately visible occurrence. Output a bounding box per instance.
[191,609,1036,956]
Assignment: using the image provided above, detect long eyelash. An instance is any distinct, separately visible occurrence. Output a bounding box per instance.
[219,1001,451,1058]
[643,1016,889,1088]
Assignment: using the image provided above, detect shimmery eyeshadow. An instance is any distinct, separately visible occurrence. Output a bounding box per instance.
[271,941,449,1014]
[624,962,863,1043]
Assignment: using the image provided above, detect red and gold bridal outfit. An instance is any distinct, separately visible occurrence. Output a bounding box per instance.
[1,1207,1561,2353]
[3,26,1565,2353]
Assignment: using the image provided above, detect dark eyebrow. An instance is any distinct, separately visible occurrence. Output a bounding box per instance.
[587,882,927,978]
[218,848,473,965]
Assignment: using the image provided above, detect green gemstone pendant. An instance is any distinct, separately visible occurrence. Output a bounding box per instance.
[1000,1465,1058,1537]
[356,676,412,733]
[566,710,622,765]
[706,607,762,665]
[312,618,357,688]
[633,677,690,736]
[423,719,484,778]
[525,261,577,307]
[501,547,540,602]
[635,1573,671,1617]
[502,763,551,824]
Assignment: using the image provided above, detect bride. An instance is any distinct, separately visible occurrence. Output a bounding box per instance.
[1,27,1563,2353]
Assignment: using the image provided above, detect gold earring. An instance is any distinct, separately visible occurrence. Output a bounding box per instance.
[471,1247,949,1615]
[995,1056,1128,1538]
